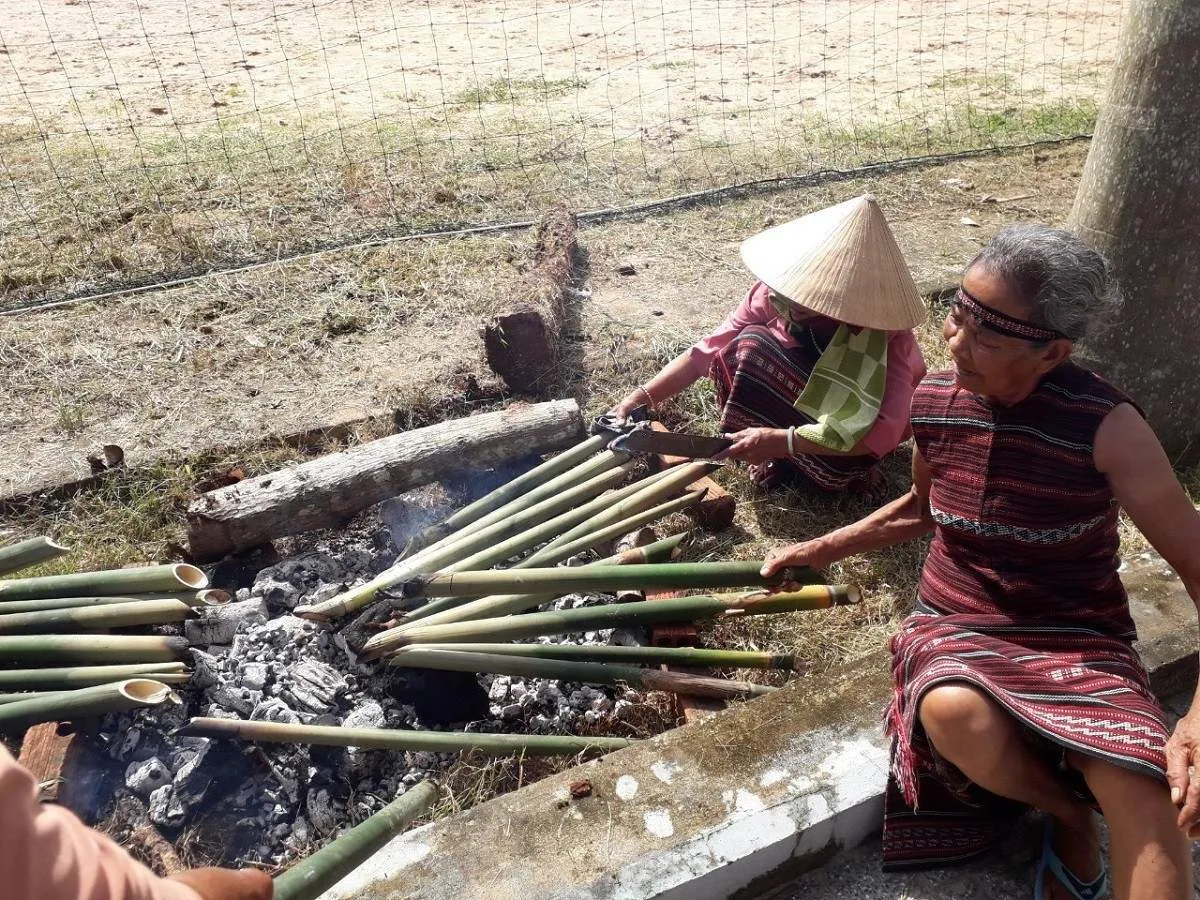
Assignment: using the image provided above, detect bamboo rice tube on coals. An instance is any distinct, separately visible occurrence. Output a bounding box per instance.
[273,780,438,900]
[390,647,775,700]
[177,716,634,756]
[0,634,190,665]
[0,662,191,691]
[0,564,208,603]
[408,642,797,670]
[0,590,230,616]
[296,460,639,621]
[0,679,177,732]
[365,586,857,657]
[0,599,197,635]
[396,531,691,631]
[0,536,69,577]
[0,674,192,704]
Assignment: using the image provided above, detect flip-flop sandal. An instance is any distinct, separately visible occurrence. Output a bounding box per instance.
[1034,819,1109,900]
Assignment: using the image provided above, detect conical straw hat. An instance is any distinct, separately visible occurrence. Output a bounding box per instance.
[740,194,927,330]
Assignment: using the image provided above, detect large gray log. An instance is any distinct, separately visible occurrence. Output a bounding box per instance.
[1068,0,1200,461]
[186,400,585,561]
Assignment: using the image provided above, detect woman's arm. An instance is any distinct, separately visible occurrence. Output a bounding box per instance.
[761,445,935,575]
[611,351,703,420]
[1095,402,1200,836]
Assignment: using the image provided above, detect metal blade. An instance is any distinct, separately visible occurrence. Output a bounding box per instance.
[610,429,732,459]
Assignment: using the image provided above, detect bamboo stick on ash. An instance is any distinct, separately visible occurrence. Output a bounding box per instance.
[0,674,192,704]
[177,717,634,755]
[0,599,197,635]
[0,564,208,602]
[0,679,177,732]
[408,642,798,670]
[0,634,190,665]
[0,662,191,691]
[0,536,69,577]
[0,590,230,615]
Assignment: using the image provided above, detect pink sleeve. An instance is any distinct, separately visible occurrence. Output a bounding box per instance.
[685,281,775,379]
[860,329,928,458]
[1,746,201,900]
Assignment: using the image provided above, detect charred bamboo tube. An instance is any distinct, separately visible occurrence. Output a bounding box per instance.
[0,599,197,635]
[390,648,775,699]
[0,536,69,577]
[401,561,816,601]
[0,590,230,616]
[0,564,208,603]
[273,780,439,900]
[0,674,192,704]
[0,634,190,665]
[391,532,691,631]
[365,587,857,656]
[295,461,639,620]
[0,679,177,732]
[0,662,191,690]
[398,528,691,628]
[177,717,634,755]
[411,642,797,669]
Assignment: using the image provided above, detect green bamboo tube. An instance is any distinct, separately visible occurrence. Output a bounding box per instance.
[273,780,439,900]
[296,461,639,620]
[364,586,857,656]
[0,599,197,635]
[0,564,208,603]
[0,674,192,704]
[412,642,797,669]
[390,648,775,700]
[398,528,691,628]
[177,717,634,755]
[401,561,817,601]
[0,537,69,577]
[0,679,177,732]
[0,662,191,690]
[392,532,691,632]
[0,634,190,665]
[0,590,230,616]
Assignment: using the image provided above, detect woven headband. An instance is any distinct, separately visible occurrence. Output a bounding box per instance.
[955,287,1066,342]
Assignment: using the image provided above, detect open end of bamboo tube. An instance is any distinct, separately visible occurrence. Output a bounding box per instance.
[44,538,69,553]
[197,589,231,606]
[843,585,863,605]
[173,564,209,590]
[119,678,175,704]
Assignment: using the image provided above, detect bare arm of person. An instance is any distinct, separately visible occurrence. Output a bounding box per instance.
[1094,402,1200,836]
[760,446,935,575]
[610,352,702,420]
[716,426,878,464]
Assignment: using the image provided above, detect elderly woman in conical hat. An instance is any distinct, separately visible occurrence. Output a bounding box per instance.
[611,194,928,492]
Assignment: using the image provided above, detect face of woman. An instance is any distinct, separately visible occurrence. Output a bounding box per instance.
[769,290,819,326]
[943,265,1071,404]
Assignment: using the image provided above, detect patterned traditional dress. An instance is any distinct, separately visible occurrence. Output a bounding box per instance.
[882,363,1170,870]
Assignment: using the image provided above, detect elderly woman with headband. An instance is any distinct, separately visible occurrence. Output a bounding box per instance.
[611,194,927,492]
[763,224,1200,899]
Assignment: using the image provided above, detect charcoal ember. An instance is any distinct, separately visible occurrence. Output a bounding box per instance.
[168,736,210,772]
[282,659,347,715]
[172,740,216,807]
[251,616,318,649]
[342,699,385,730]
[148,785,187,828]
[207,683,261,717]
[189,650,225,690]
[185,599,269,646]
[306,787,346,835]
[400,669,488,725]
[124,757,173,799]
[251,697,301,725]
[240,662,270,691]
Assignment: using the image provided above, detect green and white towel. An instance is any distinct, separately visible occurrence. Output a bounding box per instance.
[793,324,888,452]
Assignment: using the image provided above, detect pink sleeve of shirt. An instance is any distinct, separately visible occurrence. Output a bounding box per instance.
[859,329,928,458]
[684,281,776,379]
[1,746,202,900]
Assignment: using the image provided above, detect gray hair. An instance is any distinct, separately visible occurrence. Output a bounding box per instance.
[968,224,1123,342]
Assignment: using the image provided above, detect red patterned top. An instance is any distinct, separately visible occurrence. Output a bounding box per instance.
[911,363,1137,639]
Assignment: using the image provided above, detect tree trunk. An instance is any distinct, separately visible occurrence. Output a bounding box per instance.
[1068,0,1200,461]
[186,399,584,561]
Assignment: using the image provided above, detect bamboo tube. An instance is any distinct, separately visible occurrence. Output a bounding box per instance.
[295,461,640,620]
[390,648,775,699]
[177,717,634,755]
[364,586,857,656]
[0,599,197,635]
[0,634,190,665]
[391,532,691,632]
[0,674,192,704]
[0,564,208,603]
[410,642,798,669]
[0,662,191,690]
[0,590,230,616]
[401,561,817,601]
[0,536,69,577]
[273,780,439,900]
[0,679,177,732]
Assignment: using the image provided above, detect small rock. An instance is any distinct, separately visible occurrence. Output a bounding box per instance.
[615,261,637,276]
[569,779,593,799]
[341,699,385,730]
[148,785,187,828]
[125,757,172,798]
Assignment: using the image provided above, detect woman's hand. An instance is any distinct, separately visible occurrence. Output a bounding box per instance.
[717,427,790,465]
[761,540,840,577]
[609,389,650,423]
[1165,710,1200,837]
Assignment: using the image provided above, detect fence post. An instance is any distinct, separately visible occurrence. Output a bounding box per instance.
[1068,0,1200,462]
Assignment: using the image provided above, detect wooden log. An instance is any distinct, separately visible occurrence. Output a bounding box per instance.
[18,721,80,802]
[186,400,585,561]
[481,209,576,395]
[647,422,736,531]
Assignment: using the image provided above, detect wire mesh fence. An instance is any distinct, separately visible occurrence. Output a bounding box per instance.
[0,0,1122,310]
